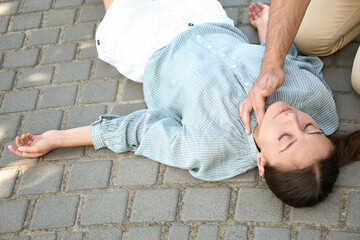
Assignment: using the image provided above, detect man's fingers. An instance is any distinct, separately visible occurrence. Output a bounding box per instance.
[239,100,253,135]
[251,91,266,125]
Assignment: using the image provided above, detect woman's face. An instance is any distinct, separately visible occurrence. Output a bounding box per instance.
[255,102,333,175]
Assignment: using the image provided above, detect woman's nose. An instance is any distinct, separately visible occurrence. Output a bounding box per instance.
[285,113,301,130]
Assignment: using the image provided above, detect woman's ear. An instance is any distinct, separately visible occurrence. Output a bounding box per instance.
[257,153,265,176]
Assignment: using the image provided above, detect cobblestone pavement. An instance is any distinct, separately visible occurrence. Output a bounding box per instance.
[0,0,359,239]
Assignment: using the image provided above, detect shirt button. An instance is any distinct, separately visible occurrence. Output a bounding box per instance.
[97,39,100,45]
[196,35,201,39]
[188,23,194,26]
[220,53,225,57]
[232,64,237,69]
[244,82,249,87]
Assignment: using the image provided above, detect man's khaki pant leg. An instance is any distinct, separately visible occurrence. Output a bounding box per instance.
[352,47,360,94]
[294,0,360,94]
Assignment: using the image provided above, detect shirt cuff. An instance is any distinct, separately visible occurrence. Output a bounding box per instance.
[90,119,106,150]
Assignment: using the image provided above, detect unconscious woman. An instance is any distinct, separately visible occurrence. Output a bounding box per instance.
[9,0,360,208]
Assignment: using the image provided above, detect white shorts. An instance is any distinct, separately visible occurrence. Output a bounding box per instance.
[96,0,234,82]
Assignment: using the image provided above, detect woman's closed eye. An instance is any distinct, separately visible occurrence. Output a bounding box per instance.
[279,133,291,141]
[279,123,322,141]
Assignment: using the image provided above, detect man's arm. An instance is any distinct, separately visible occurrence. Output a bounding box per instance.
[262,0,310,69]
[239,0,310,134]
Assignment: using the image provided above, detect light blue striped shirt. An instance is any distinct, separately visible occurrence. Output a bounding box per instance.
[91,23,339,181]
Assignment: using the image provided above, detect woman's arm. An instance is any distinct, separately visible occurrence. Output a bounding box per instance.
[8,126,93,158]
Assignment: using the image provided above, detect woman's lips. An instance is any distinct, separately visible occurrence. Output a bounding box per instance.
[274,107,290,118]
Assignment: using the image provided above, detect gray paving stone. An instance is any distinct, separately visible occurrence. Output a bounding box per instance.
[61,231,84,240]
[23,0,53,12]
[114,158,159,186]
[346,191,360,227]
[44,147,85,161]
[94,60,122,79]
[127,226,162,240]
[320,55,333,66]
[336,94,360,120]
[18,66,54,88]
[11,13,43,31]
[78,5,105,22]
[4,48,40,68]
[0,199,29,234]
[0,169,18,198]
[241,8,250,25]
[55,0,84,8]
[23,110,63,135]
[0,89,39,113]
[0,52,3,66]
[81,80,118,104]
[0,2,20,17]
[27,28,60,46]
[225,8,240,25]
[250,0,271,4]
[168,225,191,240]
[66,160,112,190]
[130,188,179,222]
[18,164,64,195]
[0,17,9,32]
[163,167,203,184]
[43,43,77,63]
[181,188,230,221]
[219,0,248,7]
[238,26,259,44]
[122,80,144,101]
[328,231,360,240]
[297,228,321,240]
[87,146,117,157]
[111,103,147,116]
[81,191,128,225]
[338,43,359,66]
[36,233,57,240]
[79,40,97,59]
[323,68,353,92]
[40,85,78,108]
[289,191,341,225]
[0,70,16,90]
[254,226,291,240]
[234,187,284,222]
[196,225,219,240]
[66,105,107,128]
[224,169,257,183]
[0,33,25,50]
[88,228,122,240]
[30,195,79,230]
[225,225,248,240]
[87,0,102,3]
[10,236,31,240]
[339,123,360,132]
[56,61,92,83]
[63,23,96,42]
[45,9,76,27]
[335,161,360,187]
[0,141,37,167]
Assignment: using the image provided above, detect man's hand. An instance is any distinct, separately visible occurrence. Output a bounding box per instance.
[239,67,285,134]
[8,131,58,158]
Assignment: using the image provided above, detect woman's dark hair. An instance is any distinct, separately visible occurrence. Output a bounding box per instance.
[264,130,360,208]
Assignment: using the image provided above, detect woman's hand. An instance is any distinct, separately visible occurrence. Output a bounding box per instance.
[239,67,285,134]
[8,130,59,158]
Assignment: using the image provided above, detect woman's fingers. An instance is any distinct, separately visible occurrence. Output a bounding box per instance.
[8,145,40,158]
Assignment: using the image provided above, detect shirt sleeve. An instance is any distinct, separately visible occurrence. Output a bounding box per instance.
[91,109,203,171]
